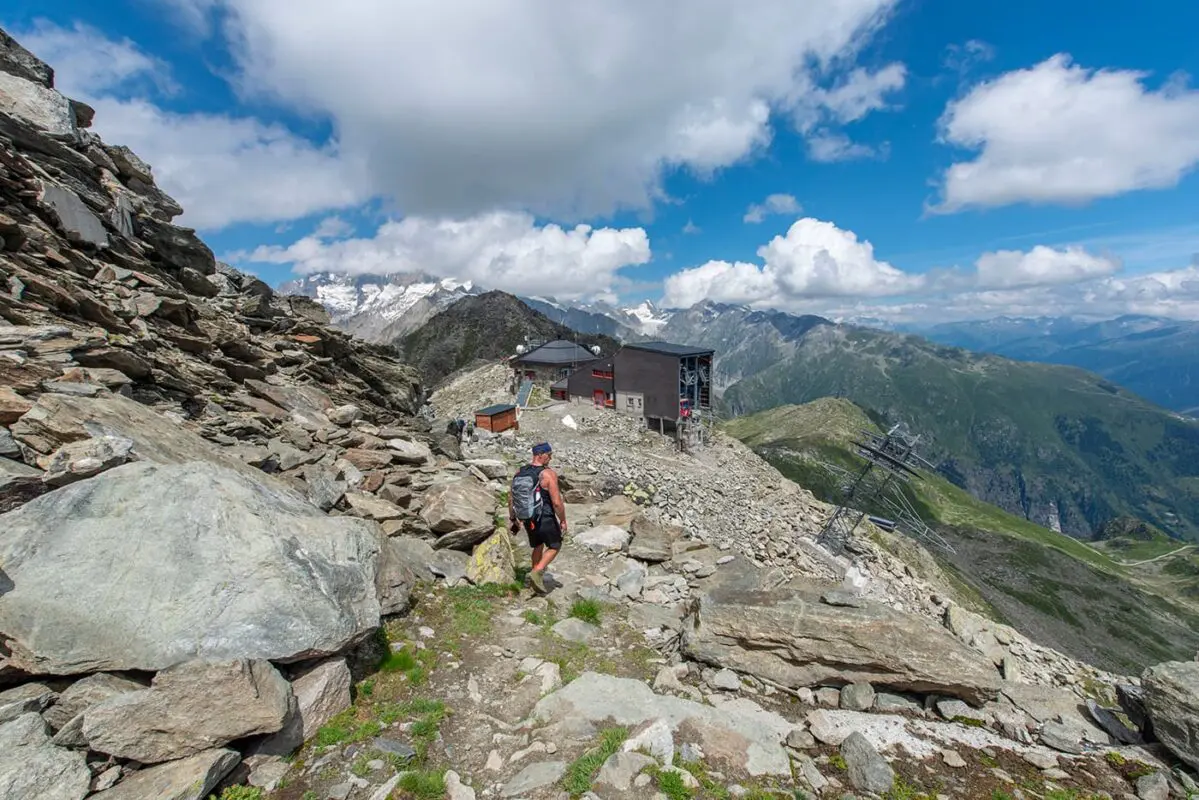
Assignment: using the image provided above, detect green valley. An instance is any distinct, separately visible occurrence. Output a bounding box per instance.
[722,398,1199,675]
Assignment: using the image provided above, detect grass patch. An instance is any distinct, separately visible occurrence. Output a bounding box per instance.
[314,708,383,747]
[652,768,694,800]
[561,726,629,797]
[397,769,447,800]
[884,776,935,800]
[676,758,730,800]
[209,788,263,800]
[569,598,602,625]
[828,753,847,772]
[445,583,522,637]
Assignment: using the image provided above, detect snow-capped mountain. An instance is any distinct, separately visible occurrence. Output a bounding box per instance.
[278,272,478,342]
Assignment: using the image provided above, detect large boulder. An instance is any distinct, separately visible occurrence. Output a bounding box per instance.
[82,659,291,763]
[683,586,1002,706]
[420,479,496,534]
[0,460,382,675]
[0,713,91,800]
[1143,660,1199,770]
[0,70,76,136]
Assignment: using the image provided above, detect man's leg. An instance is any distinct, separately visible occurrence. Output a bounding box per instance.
[530,544,543,572]
[533,546,559,573]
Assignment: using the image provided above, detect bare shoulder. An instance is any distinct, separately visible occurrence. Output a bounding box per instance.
[540,468,559,487]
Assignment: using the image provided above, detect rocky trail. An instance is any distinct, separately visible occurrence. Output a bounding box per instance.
[3,23,1199,800]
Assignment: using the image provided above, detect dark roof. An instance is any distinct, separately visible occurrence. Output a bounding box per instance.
[476,403,516,416]
[550,377,569,389]
[624,341,714,357]
[515,339,599,365]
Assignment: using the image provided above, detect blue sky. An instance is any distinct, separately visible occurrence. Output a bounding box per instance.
[6,0,1199,320]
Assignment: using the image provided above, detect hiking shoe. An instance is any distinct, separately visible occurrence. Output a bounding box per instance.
[529,570,546,594]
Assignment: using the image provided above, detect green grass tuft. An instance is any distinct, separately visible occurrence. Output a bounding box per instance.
[561,726,628,796]
[569,599,602,625]
[397,769,447,800]
[652,768,694,800]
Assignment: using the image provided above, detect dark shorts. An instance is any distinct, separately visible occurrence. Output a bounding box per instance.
[524,515,562,550]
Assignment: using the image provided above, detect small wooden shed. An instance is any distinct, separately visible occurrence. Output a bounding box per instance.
[475,403,519,434]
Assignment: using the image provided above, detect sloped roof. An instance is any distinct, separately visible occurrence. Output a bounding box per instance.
[624,341,714,357]
[476,404,516,416]
[516,339,598,365]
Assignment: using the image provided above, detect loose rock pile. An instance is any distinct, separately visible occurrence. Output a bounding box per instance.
[0,27,518,799]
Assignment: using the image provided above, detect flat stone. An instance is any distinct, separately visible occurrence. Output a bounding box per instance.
[684,585,1002,705]
[90,748,240,800]
[82,659,291,763]
[467,530,516,586]
[0,713,91,800]
[552,617,601,644]
[595,752,657,791]
[500,761,567,797]
[1144,660,1199,770]
[574,524,631,553]
[345,492,404,521]
[39,181,108,247]
[388,439,433,465]
[0,682,56,724]
[1039,720,1083,754]
[1136,771,1170,800]
[709,669,741,691]
[445,770,476,800]
[534,672,792,776]
[0,70,76,136]
[840,731,894,794]
[622,718,674,765]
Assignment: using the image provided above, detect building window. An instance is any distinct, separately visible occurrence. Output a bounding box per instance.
[592,369,613,379]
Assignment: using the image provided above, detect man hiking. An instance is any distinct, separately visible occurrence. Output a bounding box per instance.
[508,441,568,594]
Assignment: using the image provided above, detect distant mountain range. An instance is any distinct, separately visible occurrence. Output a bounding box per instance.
[277,274,1199,541]
[908,315,1199,415]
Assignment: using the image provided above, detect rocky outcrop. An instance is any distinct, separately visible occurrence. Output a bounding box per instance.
[1143,660,1199,770]
[682,585,1003,705]
[0,460,382,675]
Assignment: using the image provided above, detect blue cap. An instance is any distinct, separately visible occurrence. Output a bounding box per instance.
[532,442,552,455]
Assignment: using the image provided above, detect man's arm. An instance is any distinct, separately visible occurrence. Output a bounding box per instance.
[508,487,517,529]
[542,470,568,533]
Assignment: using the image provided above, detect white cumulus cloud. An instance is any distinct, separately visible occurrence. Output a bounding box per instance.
[175,0,902,218]
[743,193,802,223]
[233,212,651,302]
[664,217,921,308]
[971,245,1120,289]
[18,21,370,231]
[934,54,1199,212]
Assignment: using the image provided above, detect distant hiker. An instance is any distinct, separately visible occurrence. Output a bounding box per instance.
[508,441,568,594]
[456,418,467,442]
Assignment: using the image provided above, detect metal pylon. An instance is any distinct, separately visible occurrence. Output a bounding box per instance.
[815,421,935,556]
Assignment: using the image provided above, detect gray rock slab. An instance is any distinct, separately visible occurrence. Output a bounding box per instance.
[595,752,657,792]
[39,181,108,247]
[0,713,91,800]
[840,731,894,795]
[44,673,145,730]
[501,760,567,797]
[90,748,240,800]
[0,682,56,724]
[552,617,601,644]
[683,584,1002,705]
[0,461,381,675]
[533,672,792,776]
[0,70,76,136]
[1144,660,1199,770]
[83,659,291,763]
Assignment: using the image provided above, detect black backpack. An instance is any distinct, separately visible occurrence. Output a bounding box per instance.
[510,464,545,522]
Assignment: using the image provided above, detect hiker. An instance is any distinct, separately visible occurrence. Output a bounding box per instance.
[508,441,568,594]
